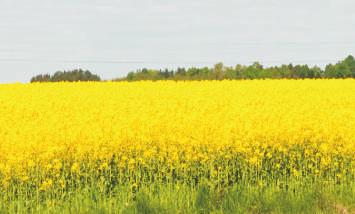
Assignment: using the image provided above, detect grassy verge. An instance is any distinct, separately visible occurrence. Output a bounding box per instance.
[1,181,354,214]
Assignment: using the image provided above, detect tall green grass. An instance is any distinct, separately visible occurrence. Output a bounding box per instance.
[1,181,354,213]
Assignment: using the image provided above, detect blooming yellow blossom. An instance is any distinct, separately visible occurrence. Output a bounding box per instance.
[0,80,353,193]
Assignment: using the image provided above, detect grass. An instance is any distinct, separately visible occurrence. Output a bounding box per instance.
[0,181,354,214]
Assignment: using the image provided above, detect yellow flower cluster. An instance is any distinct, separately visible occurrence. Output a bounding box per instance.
[0,80,354,192]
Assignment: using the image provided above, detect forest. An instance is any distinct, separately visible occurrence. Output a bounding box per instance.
[30,55,355,82]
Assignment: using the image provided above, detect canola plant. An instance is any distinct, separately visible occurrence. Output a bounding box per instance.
[0,80,354,200]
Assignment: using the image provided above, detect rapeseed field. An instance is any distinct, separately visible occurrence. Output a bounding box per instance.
[0,80,354,213]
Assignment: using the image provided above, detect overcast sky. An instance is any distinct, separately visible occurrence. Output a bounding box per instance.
[0,0,354,83]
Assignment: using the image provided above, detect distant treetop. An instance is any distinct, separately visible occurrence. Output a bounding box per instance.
[30,69,101,83]
[31,55,355,82]
[115,55,355,81]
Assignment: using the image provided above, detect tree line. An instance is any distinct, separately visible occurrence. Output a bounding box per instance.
[30,55,354,82]
[120,55,355,81]
[30,69,101,82]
